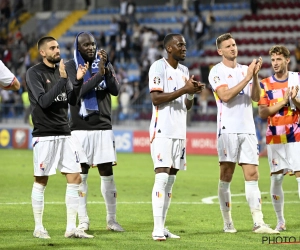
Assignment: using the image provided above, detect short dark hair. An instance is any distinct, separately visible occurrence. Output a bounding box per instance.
[163,33,182,50]
[37,36,56,50]
[269,45,290,58]
[216,33,234,49]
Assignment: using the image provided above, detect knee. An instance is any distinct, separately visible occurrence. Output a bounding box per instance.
[245,170,259,181]
[220,167,234,182]
[220,172,233,182]
[271,174,284,183]
[35,176,48,186]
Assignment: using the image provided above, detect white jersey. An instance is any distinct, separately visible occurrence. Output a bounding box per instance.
[208,62,255,135]
[0,60,15,88]
[149,58,189,141]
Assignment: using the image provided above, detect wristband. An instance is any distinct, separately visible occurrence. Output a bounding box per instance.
[187,94,194,100]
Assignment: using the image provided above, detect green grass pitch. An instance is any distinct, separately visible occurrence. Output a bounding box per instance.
[1,149,300,249]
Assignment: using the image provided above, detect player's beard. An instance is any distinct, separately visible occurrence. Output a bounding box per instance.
[46,55,61,64]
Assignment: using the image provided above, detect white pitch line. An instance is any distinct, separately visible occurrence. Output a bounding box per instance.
[201,191,298,204]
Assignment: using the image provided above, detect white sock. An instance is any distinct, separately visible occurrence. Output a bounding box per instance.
[66,183,80,232]
[218,180,232,224]
[101,175,117,223]
[245,180,264,226]
[270,174,284,224]
[152,172,168,233]
[162,175,176,227]
[31,182,46,231]
[296,177,300,199]
[78,174,89,224]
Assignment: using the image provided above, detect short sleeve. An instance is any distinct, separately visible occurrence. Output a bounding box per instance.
[0,60,15,88]
[208,64,227,92]
[149,60,165,93]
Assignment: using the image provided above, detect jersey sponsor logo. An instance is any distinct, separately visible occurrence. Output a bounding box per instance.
[92,58,100,69]
[54,92,67,102]
[213,76,220,84]
[153,76,160,85]
[168,76,173,80]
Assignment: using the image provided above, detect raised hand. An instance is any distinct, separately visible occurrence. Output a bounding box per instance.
[283,87,290,105]
[77,62,89,80]
[253,57,263,75]
[246,59,257,80]
[59,59,67,78]
[290,85,299,100]
[97,49,108,76]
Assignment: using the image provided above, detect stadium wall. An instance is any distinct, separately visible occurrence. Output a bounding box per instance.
[0,128,217,155]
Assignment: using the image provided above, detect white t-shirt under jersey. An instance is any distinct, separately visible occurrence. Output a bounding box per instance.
[208,62,255,135]
[0,60,15,88]
[149,58,189,141]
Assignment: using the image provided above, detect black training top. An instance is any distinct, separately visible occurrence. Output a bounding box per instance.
[65,59,120,131]
[26,62,82,137]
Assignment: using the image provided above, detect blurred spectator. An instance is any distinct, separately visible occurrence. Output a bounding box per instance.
[120,31,130,63]
[194,14,205,50]
[119,81,131,120]
[147,43,159,65]
[181,9,193,47]
[115,35,121,63]
[0,0,11,33]
[205,10,215,39]
[118,15,127,34]
[1,89,13,117]
[108,16,119,47]
[126,0,136,30]
[193,0,200,17]
[98,31,106,48]
[182,0,189,12]
[131,23,142,63]
[12,0,24,24]
[120,0,128,18]
[111,95,119,125]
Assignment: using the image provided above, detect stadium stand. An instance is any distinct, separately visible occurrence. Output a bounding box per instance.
[1,0,300,126]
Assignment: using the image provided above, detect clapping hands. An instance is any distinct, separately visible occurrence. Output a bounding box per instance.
[185,75,206,94]
[76,62,89,80]
[97,49,108,76]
